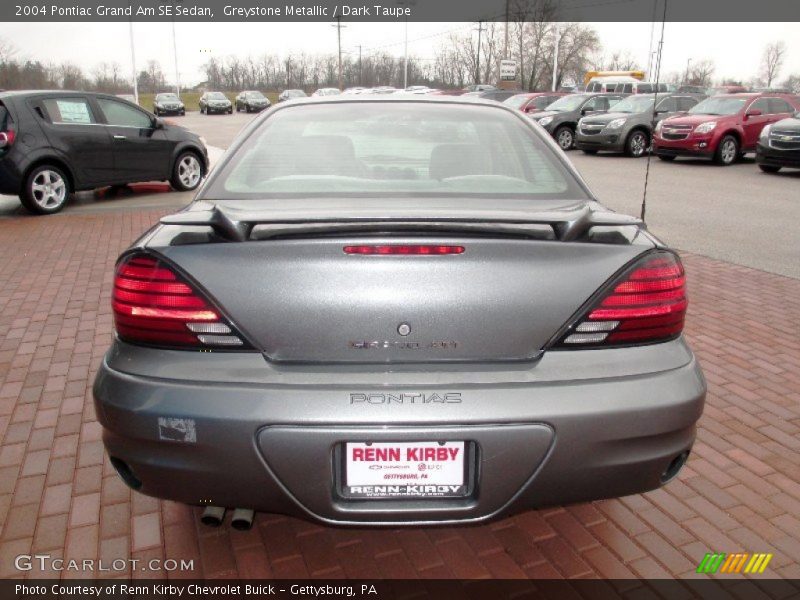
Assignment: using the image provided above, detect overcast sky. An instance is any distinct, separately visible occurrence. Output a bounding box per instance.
[2,21,798,87]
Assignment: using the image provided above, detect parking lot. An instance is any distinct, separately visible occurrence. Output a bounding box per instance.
[1,110,799,586]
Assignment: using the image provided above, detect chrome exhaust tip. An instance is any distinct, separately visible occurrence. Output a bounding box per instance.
[200,506,226,527]
[230,508,255,531]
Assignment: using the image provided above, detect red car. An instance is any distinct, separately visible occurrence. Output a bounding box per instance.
[503,92,569,113]
[653,93,800,165]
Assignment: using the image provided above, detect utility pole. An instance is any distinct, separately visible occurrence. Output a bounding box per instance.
[475,20,485,85]
[332,16,345,90]
[684,58,692,84]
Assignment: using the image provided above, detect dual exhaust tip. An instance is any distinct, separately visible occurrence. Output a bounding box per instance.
[201,506,255,530]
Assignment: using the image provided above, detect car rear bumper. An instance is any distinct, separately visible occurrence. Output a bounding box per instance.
[756,142,800,168]
[0,156,24,195]
[93,339,706,526]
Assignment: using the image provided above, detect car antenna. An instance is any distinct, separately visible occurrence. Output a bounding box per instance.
[641,0,668,223]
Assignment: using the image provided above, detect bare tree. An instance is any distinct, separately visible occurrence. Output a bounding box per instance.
[593,50,640,72]
[780,74,800,94]
[509,0,556,90]
[761,41,786,88]
[0,38,17,64]
[687,59,714,87]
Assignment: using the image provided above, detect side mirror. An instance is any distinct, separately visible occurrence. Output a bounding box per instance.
[153,117,165,129]
[746,109,762,118]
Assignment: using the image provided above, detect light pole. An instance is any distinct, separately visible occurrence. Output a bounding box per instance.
[551,25,561,92]
[171,20,180,96]
[128,20,138,104]
[475,20,486,85]
[396,0,415,89]
[684,58,692,84]
[331,16,345,90]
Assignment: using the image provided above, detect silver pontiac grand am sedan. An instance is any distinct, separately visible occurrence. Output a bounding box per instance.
[93,96,706,528]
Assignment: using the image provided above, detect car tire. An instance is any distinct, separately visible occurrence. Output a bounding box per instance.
[170,151,204,192]
[200,106,205,114]
[758,164,781,173]
[228,107,233,114]
[657,154,676,162]
[625,130,650,158]
[714,135,739,166]
[154,108,160,116]
[20,164,70,215]
[581,149,598,155]
[180,110,185,116]
[555,126,575,151]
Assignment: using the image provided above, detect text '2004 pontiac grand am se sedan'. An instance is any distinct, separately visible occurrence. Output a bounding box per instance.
[93,96,706,527]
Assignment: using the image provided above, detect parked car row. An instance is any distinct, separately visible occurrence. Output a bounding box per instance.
[509,88,800,173]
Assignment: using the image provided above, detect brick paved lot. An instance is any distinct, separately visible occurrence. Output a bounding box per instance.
[0,209,799,584]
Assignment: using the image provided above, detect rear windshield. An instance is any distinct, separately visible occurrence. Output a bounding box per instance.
[689,97,746,115]
[202,102,587,201]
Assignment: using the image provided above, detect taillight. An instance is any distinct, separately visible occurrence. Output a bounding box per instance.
[555,251,686,348]
[344,245,465,255]
[0,130,15,149]
[112,254,249,349]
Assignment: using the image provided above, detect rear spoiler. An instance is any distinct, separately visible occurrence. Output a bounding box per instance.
[160,204,643,243]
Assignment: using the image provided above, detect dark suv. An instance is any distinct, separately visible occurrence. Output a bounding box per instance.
[756,111,800,173]
[526,93,627,150]
[576,94,702,157]
[0,90,208,214]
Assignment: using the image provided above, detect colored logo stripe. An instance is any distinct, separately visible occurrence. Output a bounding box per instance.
[697,553,773,574]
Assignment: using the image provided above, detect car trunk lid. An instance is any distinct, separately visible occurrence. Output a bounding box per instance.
[148,201,649,363]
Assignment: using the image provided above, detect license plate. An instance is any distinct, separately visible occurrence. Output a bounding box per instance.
[344,441,466,498]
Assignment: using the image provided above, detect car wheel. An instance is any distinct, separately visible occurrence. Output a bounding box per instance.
[20,164,70,215]
[625,130,649,158]
[555,126,574,150]
[154,108,160,116]
[171,152,204,192]
[715,135,739,166]
[758,164,781,173]
[228,108,233,114]
[657,154,676,162]
[200,106,205,114]
[581,149,598,155]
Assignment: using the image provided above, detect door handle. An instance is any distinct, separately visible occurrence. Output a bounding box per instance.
[113,135,126,140]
